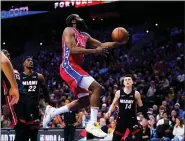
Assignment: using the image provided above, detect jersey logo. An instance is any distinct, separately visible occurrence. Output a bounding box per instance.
[22,81,38,85]
[120,99,134,104]
[32,76,37,78]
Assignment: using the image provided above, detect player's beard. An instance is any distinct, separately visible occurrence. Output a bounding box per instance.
[27,66,33,69]
[76,19,88,31]
[28,63,33,69]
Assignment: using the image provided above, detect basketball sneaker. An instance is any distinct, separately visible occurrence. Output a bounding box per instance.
[42,105,56,128]
[85,121,107,138]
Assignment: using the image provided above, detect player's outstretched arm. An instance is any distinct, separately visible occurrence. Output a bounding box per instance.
[63,27,102,55]
[38,73,50,105]
[105,90,120,118]
[87,36,126,49]
[135,91,149,119]
[1,51,18,89]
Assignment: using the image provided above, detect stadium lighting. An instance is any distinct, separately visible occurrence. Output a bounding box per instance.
[92,18,95,21]
[155,23,158,26]
[3,42,6,45]
[101,18,103,21]
[146,30,149,33]
[40,42,43,46]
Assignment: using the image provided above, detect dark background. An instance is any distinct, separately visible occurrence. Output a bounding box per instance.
[1,1,184,59]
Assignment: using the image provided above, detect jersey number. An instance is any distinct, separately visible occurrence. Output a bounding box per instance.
[28,86,36,92]
[125,104,132,109]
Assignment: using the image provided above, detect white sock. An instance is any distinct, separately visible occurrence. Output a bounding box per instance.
[90,107,98,123]
[51,105,69,118]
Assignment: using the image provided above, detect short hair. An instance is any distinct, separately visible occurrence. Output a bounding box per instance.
[22,56,33,64]
[124,74,133,79]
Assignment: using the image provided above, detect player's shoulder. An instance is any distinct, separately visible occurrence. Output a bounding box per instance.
[36,72,44,77]
[134,90,141,98]
[115,90,121,97]
[14,69,19,74]
[63,27,74,34]
[134,90,140,95]
[36,72,45,81]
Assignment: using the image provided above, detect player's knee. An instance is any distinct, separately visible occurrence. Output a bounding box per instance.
[96,85,103,95]
[89,81,103,95]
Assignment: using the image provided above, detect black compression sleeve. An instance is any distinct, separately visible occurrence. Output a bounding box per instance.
[138,105,149,120]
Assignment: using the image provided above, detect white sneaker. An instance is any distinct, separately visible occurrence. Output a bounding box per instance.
[85,121,107,138]
[99,133,113,141]
[42,105,56,128]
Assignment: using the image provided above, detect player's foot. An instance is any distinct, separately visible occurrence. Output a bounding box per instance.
[85,121,107,138]
[43,105,56,128]
[99,134,112,141]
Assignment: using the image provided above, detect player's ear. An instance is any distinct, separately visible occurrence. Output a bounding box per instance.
[131,79,134,85]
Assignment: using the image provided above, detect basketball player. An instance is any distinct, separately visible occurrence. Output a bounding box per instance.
[105,74,148,141]
[43,14,127,137]
[12,56,50,141]
[2,52,50,141]
[1,51,19,105]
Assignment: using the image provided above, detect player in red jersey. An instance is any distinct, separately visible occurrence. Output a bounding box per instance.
[43,14,127,137]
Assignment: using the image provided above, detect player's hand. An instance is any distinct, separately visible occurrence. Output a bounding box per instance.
[9,87,19,105]
[105,112,111,119]
[95,46,109,57]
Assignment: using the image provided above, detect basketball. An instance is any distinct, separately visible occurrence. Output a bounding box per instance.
[112,27,129,43]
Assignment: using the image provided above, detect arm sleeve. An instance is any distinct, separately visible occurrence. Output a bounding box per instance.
[138,105,149,120]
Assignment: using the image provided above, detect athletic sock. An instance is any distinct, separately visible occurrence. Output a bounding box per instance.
[51,105,69,118]
[89,107,99,123]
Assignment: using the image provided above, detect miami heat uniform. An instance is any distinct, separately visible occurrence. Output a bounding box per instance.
[113,88,139,141]
[60,28,94,98]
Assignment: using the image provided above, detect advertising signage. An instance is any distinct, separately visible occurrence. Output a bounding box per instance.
[1,0,118,19]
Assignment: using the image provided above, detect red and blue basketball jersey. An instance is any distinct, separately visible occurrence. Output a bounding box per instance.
[60,28,89,91]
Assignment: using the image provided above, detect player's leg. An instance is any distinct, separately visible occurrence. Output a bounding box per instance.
[113,121,129,141]
[42,87,90,128]
[14,122,30,141]
[29,129,39,141]
[64,125,69,141]
[68,125,76,141]
[74,76,107,137]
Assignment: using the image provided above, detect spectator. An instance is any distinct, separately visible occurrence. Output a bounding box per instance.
[101,103,108,114]
[148,118,157,139]
[170,110,178,125]
[152,105,158,117]
[100,120,115,141]
[51,115,63,128]
[169,87,175,101]
[141,119,150,141]
[171,118,184,141]
[99,118,108,133]
[156,106,166,121]
[157,112,172,126]
[155,112,172,141]
[174,103,184,118]
[108,120,116,135]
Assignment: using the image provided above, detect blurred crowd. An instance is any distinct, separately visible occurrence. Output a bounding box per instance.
[1,26,184,140]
